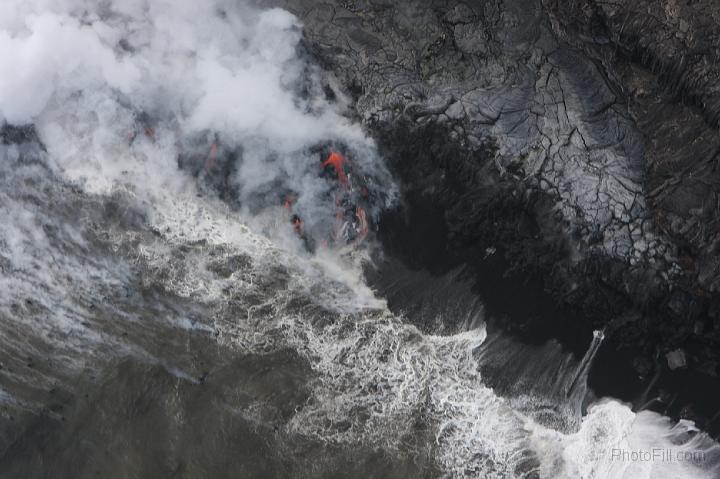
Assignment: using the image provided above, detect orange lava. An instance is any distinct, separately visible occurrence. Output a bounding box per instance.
[291,215,304,235]
[283,194,297,210]
[322,151,349,187]
[204,143,218,171]
[355,206,368,244]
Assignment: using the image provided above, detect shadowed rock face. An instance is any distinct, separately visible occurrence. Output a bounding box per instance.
[263,0,720,422]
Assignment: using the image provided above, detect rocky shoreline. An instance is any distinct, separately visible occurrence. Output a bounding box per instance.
[266,0,720,434]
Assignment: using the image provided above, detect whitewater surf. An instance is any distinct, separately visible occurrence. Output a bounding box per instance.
[0,1,719,478]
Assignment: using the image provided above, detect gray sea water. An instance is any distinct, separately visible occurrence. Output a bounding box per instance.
[1,138,718,478]
[0,1,719,477]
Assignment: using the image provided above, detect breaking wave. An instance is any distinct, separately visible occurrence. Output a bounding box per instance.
[0,1,719,478]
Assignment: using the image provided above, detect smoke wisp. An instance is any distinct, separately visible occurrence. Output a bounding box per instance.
[0,0,394,246]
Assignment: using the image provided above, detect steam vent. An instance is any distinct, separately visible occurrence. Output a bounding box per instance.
[1,0,720,477]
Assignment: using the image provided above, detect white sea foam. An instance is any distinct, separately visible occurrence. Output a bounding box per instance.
[0,1,717,478]
[3,140,717,478]
[139,188,719,478]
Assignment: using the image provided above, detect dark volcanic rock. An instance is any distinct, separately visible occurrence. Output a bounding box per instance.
[542,0,720,334]
[263,0,720,427]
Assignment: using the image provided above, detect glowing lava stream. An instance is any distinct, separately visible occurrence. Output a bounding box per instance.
[0,0,717,477]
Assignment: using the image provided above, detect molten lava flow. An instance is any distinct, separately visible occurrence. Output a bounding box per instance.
[283,194,296,210]
[291,215,304,235]
[204,143,219,171]
[322,151,349,187]
[355,206,368,244]
[277,151,371,247]
[127,124,155,143]
[282,195,304,237]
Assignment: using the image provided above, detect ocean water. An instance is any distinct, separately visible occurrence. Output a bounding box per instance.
[0,1,719,478]
[1,139,718,478]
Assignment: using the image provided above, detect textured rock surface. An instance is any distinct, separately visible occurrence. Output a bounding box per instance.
[263,0,720,427]
[543,0,720,355]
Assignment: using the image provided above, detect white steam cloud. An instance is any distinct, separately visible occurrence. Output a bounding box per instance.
[0,0,394,243]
